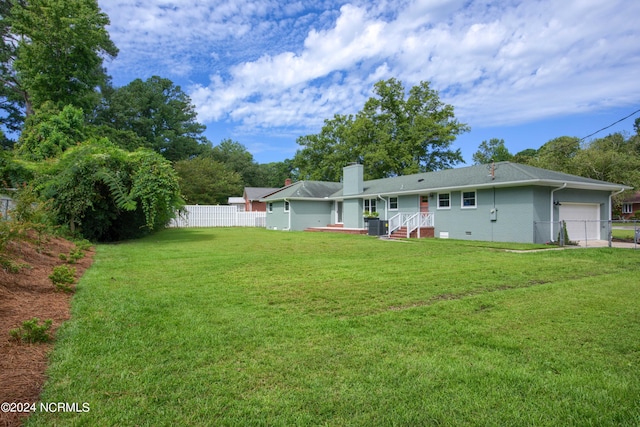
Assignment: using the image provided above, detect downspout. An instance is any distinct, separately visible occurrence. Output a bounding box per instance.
[550,183,567,242]
[377,195,387,218]
[377,195,388,236]
[284,198,291,231]
[608,188,626,247]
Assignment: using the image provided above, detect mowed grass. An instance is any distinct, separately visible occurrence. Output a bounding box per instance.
[29,228,640,426]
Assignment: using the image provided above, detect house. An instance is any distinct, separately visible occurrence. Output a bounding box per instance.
[227,197,246,211]
[620,192,640,219]
[261,162,632,244]
[243,187,281,212]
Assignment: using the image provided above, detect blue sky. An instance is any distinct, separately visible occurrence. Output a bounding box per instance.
[98,0,640,165]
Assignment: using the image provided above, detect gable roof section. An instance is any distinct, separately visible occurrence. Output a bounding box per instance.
[244,187,280,200]
[262,181,342,201]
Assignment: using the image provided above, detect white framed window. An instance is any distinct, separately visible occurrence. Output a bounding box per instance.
[437,193,451,209]
[284,201,290,212]
[622,203,633,214]
[268,202,273,213]
[461,191,477,209]
[389,197,398,210]
[364,198,377,213]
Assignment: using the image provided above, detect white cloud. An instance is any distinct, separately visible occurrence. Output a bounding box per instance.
[100,0,640,144]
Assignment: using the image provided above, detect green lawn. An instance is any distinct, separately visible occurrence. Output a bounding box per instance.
[29,229,640,426]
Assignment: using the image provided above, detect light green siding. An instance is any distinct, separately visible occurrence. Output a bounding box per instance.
[343,199,363,228]
[291,200,333,230]
[433,187,537,243]
[265,201,289,230]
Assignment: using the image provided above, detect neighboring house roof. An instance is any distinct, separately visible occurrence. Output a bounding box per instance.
[228,197,246,204]
[262,162,631,202]
[623,191,640,203]
[262,181,343,201]
[244,187,280,201]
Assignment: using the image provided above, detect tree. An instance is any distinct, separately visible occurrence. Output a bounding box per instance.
[8,0,117,115]
[257,159,296,187]
[17,102,86,160]
[527,136,581,174]
[294,78,468,181]
[94,76,208,161]
[207,139,264,186]
[38,139,182,241]
[174,157,243,205]
[572,132,640,192]
[472,138,513,164]
[0,0,27,134]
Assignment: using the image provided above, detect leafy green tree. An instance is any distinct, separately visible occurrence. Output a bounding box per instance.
[95,76,208,161]
[38,139,182,241]
[572,132,640,192]
[17,102,86,160]
[527,136,581,173]
[9,0,117,115]
[472,138,513,164]
[513,148,538,164]
[0,0,27,133]
[207,139,266,186]
[174,157,243,205]
[294,79,468,181]
[257,159,296,188]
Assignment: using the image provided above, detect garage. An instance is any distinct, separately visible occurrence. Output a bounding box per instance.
[559,203,601,242]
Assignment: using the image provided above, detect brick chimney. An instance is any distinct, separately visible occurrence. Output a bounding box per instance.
[284,178,292,186]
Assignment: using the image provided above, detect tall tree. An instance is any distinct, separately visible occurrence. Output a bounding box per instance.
[8,0,117,115]
[472,138,513,164]
[294,79,468,181]
[0,0,27,133]
[95,76,208,161]
[174,157,243,205]
[528,136,581,174]
[208,139,264,186]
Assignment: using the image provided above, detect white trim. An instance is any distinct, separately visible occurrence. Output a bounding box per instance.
[461,190,477,209]
[437,192,451,210]
[389,196,398,211]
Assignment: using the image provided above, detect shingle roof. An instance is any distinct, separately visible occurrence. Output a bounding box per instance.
[262,181,342,201]
[262,162,631,201]
[244,187,280,200]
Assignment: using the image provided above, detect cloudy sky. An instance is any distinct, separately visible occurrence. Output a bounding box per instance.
[98,0,640,165]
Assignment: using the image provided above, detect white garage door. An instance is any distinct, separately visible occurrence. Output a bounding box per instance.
[559,203,600,241]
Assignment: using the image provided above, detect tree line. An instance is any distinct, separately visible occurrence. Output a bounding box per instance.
[0,0,292,240]
[1,0,636,241]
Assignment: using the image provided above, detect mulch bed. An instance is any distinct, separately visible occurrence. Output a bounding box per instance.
[0,235,94,427]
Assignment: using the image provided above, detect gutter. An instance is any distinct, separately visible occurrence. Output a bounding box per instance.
[550,183,567,242]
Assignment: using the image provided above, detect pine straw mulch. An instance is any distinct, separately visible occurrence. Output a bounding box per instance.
[0,234,94,427]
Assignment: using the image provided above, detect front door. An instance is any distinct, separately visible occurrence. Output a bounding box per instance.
[336,201,343,224]
[420,195,429,212]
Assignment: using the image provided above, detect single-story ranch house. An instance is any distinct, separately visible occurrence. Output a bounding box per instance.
[261,162,632,244]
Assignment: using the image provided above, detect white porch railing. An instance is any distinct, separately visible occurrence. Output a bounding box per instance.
[388,212,434,238]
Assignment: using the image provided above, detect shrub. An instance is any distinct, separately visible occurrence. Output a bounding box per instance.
[49,265,76,292]
[10,318,53,343]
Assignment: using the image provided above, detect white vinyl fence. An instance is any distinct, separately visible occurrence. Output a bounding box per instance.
[168,205,266,228]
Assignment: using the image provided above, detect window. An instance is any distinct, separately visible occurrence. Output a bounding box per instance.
[268,202,273,213]
[389,197,398,210]
[623,203,633,214]
[462,191,476,208]
[438,193,450,209]
[284,201,290,212]
[364,198,377,213]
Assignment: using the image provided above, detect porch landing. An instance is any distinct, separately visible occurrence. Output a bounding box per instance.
[304,224,368,235]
